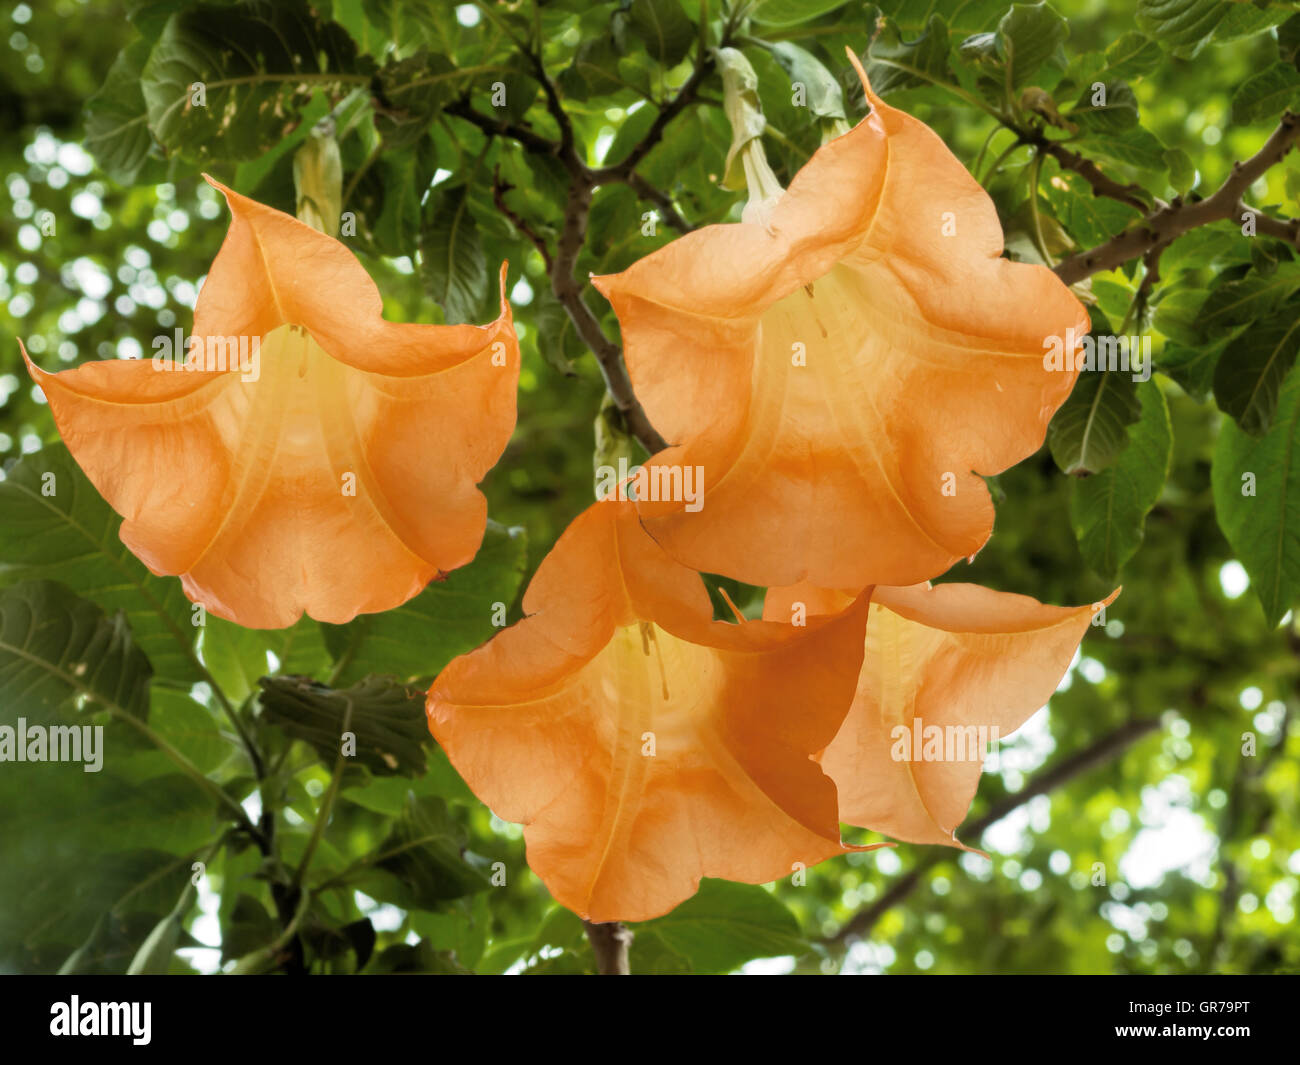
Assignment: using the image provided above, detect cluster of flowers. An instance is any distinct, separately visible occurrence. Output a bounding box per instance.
[27,60,1111,922]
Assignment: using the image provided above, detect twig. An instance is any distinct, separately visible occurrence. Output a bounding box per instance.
[590,53,717,182]
[492,166,554,270]
[626,171,694,234]
[583,919,634,975]
[1030,132,1151,213]
[550,182,669,453]
[1055,112,1300,285]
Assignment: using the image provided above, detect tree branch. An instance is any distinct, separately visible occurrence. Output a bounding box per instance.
[444,97,560,157]
[828,717,1163,949]
[626,171,694,234]
[551,182,669,453]
[583,919,633,975]
[1054,111,1300,285]
[1028,132,1152,213]
[492,167,554,270]
[590,53,717,183]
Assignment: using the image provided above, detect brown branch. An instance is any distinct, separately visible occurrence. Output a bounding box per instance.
[590,52,717,182]
[583,920,633,975]
[828,717,1163,949]
[625,171,694,234]
[492,167,554,271]
[444,97,559,157]
[551,182,669,453]
[1030,133,1151,213]
[1054,111,1300,285]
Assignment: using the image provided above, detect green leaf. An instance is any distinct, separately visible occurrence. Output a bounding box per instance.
[1213,308,1300,436]
[126,909,185,974]
[1158,340,1225,401]
[420,183,489,324]
[1213,360,1300,624]
[323,521,527,687]
[364,794,489,905]
[1094,31,1164,81]
[628,0,696,70]
[141,0,365,164]
[1070,382,1172,579]
[632,880,809,974]
[84,39,158,184]
[257,673,430,776]
[1232,62,1300,125]
[1136,0,1230,59]
[0,771,218,969]
[754,0,851,25]
[0,445,202,686]
[372,140,438,257]
[996,2,1069,90]
[1069,80,1139,133]
[0,580,151,724]
[1075,125,1168,172]
[1199,262,1300,335]
[374,52,455,150]
[867,15,953,96]
[763,41,846,121]
[1049,369,1143,477]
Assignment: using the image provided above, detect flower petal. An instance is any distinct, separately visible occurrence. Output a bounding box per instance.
[766,581,1118,847]
[428,501,872,921]
[25,182,519,628]
[593,63,1088,589]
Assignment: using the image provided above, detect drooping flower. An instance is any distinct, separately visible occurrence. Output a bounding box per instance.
[592,53,1088,591]
[427,500,877,922]
[24,178,519,629]
[765,581,1118,847]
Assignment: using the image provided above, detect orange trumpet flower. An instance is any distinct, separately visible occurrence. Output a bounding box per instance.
[592,54,1087,591]
[427,500,876,922]
[23,178,519,629]
[765,581,1118,847]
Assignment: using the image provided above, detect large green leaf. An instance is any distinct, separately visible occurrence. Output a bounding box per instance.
[420,183,489,324]
[1136,0,1229,59]
[1049,369,1143,477]
[0,769,216,971]
[632,880,810,974]
[1212,360,1300,624]
[0,445,202,686]
[1212,307,1300,436]
[867,15,953,96]
[763,40,846,121]
[323,521,527,687]
[628,0,695,70]
[141,0,365,164]
[996,2,1069,89]
[1199,263,1300,336]
[1231,62,1300,125]
[363,794,489,905]
[83,39,158,184]
[0,580,151,724]
[257,674,430,776]
[1070,382,1172,580]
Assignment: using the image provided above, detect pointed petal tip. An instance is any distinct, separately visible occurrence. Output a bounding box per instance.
[845,46,875,103]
